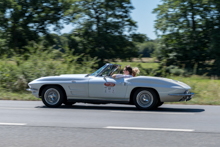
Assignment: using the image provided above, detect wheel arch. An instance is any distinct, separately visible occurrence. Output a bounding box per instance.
[39,84,67,100]
[129,87,161,104]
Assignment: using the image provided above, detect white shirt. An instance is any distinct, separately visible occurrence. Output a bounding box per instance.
[115,74,133,78]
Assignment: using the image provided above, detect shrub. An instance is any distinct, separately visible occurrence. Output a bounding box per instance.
[0,42,98,92]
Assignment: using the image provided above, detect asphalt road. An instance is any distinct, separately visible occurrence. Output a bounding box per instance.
[0,100,220,147]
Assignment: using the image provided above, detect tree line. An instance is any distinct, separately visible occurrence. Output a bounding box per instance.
[0,0,147,66]
[153,0,220,75]
[1,0,220,75]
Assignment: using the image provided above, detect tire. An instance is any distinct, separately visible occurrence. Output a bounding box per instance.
[63,102,76,106]
[157,102,164,108]
[133,88,159,110]
[41,86,65,108]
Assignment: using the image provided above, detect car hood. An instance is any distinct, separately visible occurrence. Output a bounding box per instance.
[59,74,88,78]
[29,74,88,83]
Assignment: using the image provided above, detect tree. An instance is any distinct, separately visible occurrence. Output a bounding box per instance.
[209,0,220,75]
[153,0,220,75]
[66,0,145,65]
[137,40,158,57]
[0,0,73,54]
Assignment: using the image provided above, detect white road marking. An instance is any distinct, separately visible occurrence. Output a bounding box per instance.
[111,111,195,115]
[0,123,27,126]
[0,107,37,110]
[105,126,195,132]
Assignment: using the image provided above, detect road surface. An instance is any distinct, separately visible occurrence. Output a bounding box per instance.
[0,100,219,147]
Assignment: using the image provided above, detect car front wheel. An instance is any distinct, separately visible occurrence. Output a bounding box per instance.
[63,102,76,106]
[133,88,159,110]
[41,86,65,108]
[157,102,164,108]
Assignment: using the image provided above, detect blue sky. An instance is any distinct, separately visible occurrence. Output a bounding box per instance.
[57,0,161,39]
[130,0,162,39]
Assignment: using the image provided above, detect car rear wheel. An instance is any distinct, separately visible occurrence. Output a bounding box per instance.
[133,88,159,110]
[41,86,65,108]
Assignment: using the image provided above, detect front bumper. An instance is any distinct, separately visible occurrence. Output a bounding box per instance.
[169,92,194,101]
[27,88,38,92]
[26,88,39,98]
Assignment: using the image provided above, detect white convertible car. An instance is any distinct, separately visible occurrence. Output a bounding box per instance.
[27,63,194,109]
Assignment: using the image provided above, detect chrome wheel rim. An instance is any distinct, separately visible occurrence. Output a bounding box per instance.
[44,88,60,105]
[136,91,153,108]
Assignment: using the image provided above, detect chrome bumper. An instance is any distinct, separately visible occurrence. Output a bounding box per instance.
[27,88,39,98]
[26,88,38,93]
[169,92,194,101]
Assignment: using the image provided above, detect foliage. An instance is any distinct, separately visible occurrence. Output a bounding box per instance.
[0,42,98,92]
[2,59,220,105]
[0,38,7,56]
[137,40,158,57]
[0,0,73,53]
[210,0,220,75]
[153,0,220,75]
[63,0,146,65]
[0,0,145,63]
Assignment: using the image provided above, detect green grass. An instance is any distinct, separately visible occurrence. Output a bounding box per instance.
[166,75,220,105]
[0,88,39,101]
[0,57,220,105]
[1,75,220,105]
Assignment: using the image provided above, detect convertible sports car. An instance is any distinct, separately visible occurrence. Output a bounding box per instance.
[27,63,194,109]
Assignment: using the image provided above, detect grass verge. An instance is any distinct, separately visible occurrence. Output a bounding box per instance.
[166,75,220,105]
[0,88,39,101]
[1,75,220,105]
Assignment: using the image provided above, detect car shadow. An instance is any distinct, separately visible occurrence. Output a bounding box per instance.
[35,104,205,113]
[154,107,205,113]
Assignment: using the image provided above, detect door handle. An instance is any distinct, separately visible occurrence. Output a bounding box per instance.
[119,82,126,86]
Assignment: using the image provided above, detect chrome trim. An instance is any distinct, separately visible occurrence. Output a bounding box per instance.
[26,88,38,92]
[169,93,194,96]
[67,97,129,102]
[44,88,60,105]
[169,92,194,102]
[108,64,114,76]
[136,90,153,108]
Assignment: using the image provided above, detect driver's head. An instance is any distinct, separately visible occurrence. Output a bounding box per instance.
[123,65,132,75]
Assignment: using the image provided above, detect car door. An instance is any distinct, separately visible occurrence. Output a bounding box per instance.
[63,77,89,98]
[88,76,128,100]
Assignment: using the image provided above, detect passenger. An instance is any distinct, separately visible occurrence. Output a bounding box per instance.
[132,67,140,77]
[112,65,133,78]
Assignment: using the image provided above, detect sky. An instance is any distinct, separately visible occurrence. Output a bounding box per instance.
[57,0,162,40]
[130,0,162,39]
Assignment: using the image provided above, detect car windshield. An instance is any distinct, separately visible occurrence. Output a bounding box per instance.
[110,65,120,75]
[90,64,108,76]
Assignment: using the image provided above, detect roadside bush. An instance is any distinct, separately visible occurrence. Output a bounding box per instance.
[0,42,98,92]
[165,65,185,76]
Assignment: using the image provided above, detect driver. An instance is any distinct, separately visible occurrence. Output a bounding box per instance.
[112,65,133,78]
